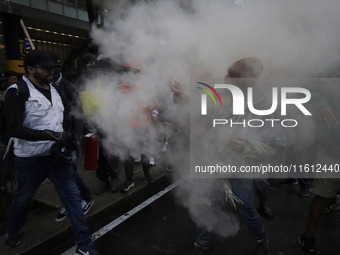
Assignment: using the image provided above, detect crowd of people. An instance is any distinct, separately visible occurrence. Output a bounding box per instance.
[0,50,339,255]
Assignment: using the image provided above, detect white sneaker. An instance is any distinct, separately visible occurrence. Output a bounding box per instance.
[150,156,155,166]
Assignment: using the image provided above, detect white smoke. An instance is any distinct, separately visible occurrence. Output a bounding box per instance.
[84,0,340,239]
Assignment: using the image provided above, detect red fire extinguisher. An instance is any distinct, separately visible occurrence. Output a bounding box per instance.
[84,133,99,171]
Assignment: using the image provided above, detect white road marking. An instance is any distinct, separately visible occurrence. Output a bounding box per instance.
[60,182,178,255]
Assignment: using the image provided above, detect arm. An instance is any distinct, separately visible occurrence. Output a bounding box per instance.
[229,137,279,158]
[56,78,84,142]
[67,81,84,142]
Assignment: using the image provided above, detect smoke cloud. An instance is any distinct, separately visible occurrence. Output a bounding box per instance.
[83,0,340,239]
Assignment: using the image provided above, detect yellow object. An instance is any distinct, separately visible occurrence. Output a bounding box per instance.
[80,90,100,116]
[6,60,25,74]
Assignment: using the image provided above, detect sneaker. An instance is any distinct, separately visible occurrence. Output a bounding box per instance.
[258,205,274,220]
[55,207,67,222]
[149,156,155,166]
[193,241,213,255]
[255,239,269,255]
[5,233,20,248]
[279,179,298,186]
[325,202,339,213]
[74,244,101,255]
[144,171,153,184]
[325,196,339,213]
[122,181,134,192]
[82,198,94,215]
[166,166,175,172]
[298,188,312,197]
[161,142,168,152]
[298,234,316,255]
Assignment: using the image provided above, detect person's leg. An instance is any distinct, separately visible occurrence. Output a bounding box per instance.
[305,195,332,236]
[297,178,312,197]
[325,193,339,213]
[49,160,93,249]
[298,195,331,255]
[56,164,94,222]
[73,165,92,202]
[107,154,120,192]
[141,154,152,184]
[122,155,135,191]
[230,179,268,254]
[254,179,273,220]
[230,179,266,241]
[6,156,48,246]
[299,178,340,255]
[195,225,212,252]
[95,142,111,194]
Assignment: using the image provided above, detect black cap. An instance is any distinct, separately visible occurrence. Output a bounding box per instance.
[79,53,97,66]
[24,50,61,68]
[0,70,18,81]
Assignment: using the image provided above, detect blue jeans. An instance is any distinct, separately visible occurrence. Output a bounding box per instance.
[298,178,311,191]
[229,179,266,241]
[73,165,92,202]
[7,156,93,248]
[196,179,266,250]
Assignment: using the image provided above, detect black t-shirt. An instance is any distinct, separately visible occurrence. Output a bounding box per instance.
[32,83,52,103]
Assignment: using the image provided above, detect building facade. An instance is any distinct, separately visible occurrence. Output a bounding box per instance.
[0,0,92,73]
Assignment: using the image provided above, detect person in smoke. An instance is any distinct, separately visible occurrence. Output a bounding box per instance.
[77,53,122,195]
[51,55,94,222]
[298,75,340,255]
[193,57,287,255]
[118,64,158,191]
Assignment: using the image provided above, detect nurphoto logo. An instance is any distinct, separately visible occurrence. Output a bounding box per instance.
[196,82,312,128]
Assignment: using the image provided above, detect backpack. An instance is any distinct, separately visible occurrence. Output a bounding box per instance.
[0,80,29,145]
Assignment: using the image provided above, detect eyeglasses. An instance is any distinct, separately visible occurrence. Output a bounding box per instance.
[35,65,55,71]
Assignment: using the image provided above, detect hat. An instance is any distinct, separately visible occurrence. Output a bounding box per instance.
[24,50,61,68]
[79,53,97,67]
[0,70,18,81]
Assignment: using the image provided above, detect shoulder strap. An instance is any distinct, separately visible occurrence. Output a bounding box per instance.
[16,79,29,101]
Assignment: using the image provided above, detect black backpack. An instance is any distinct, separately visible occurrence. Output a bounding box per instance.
[0,80,29,145]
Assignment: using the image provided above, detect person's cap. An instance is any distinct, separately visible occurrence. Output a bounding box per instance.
[24,50,61,68]
[79,53,97,66]
[0,70,18,81]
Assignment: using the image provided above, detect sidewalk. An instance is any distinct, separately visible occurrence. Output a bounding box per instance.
[0,159,172,255]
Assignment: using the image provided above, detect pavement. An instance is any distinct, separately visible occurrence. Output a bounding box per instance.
[0,156,173,255]
[0,153,339,255]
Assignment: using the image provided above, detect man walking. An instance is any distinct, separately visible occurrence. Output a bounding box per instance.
[3,50,100,255]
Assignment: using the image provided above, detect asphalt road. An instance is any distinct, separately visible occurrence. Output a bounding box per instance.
[86,181,340,255]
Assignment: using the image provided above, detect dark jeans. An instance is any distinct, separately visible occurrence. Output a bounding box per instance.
[285,143,313,191]
[124,154,150,183]
[97,142,119,182]
[196,179,266,250]
[74,165,92,202]
[298,178,312,191]
[7,156,93,248]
